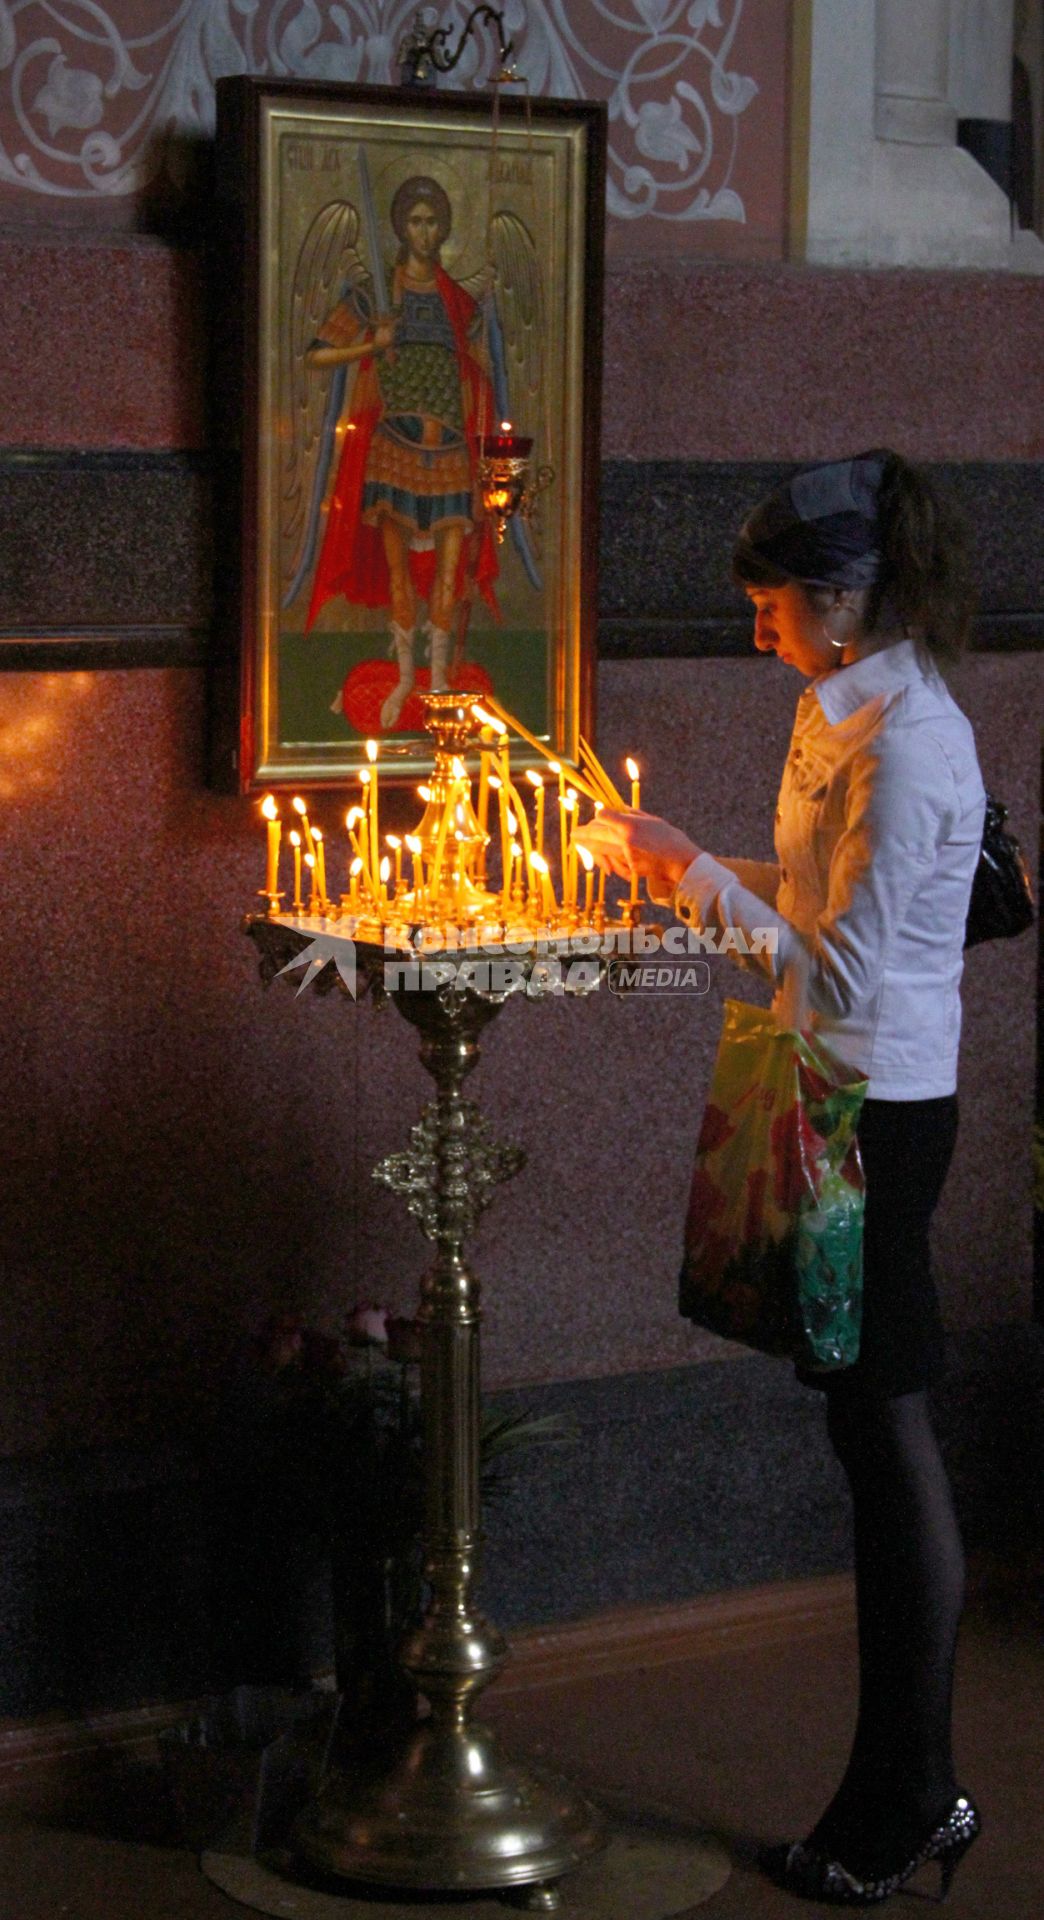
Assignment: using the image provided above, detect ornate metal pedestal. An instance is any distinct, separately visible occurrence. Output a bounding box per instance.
[246,917,605,1907]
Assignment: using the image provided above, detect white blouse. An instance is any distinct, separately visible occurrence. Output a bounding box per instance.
[671,639,986,1099]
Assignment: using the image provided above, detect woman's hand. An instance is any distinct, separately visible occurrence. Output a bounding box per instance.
[573,809,701,897]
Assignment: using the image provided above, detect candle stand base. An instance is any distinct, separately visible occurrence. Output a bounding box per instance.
[245,916,609,1901]
[296,1718,601,1894]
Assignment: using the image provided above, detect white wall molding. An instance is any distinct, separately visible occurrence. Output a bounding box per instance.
[804,0,1044,270]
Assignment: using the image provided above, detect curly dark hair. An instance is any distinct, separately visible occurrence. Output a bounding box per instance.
[390,175,452,261]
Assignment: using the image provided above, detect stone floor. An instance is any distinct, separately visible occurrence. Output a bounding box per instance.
[0,1579,1040,1920]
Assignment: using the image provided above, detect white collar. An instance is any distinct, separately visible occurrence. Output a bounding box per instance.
[812,638,931,725]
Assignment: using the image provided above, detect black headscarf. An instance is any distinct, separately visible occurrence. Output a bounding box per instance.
[738,454,888,590]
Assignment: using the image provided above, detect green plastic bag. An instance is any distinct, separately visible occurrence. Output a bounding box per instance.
[680,1000,868,1371]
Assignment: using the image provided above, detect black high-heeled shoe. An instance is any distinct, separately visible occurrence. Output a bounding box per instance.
[761,1793,980,1905]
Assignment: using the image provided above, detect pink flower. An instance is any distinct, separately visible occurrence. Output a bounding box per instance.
[346,1301,389,1347]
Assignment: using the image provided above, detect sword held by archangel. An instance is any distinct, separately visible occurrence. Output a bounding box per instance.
[356,146,396,358]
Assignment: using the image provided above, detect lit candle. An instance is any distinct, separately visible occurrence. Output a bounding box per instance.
[578,841,595,919]
[562,790,578,907]
[345,806,369,889]
[292,795,316,863]
[261,793,281,900]
[365,739,380,885]
[529,850,555,922]
[313,826,328,909]
[625,757,640,906]
[405,833,424,904]
[386,833,403,895]
[379,854,391,911]
[525,769,545,862]
[477,734,494,879]
[349,855,363,913]
[507,837,520,904]
[289,830,303,911]
[304,850,317,909]
[429,777,458,901]
[453,829,467,923]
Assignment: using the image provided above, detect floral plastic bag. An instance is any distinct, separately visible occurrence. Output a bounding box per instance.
[680,1000,868,1371]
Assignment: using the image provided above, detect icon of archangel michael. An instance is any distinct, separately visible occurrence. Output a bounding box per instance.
[280,155,545,735]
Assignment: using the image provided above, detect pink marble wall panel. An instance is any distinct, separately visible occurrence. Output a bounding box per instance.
[0,652,1036,1454]
[4,235,1043,463]
[602,263,1044,462]
[0,2,790,262]
[0,234,204,450]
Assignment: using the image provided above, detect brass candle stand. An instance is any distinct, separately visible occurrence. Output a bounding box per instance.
[245,916,607,1907]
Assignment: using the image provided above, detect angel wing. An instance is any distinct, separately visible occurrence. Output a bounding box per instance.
[461,211,546,589]
[281,200,371,610]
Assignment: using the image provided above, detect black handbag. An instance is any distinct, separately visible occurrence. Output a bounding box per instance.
[964,793,1035,948]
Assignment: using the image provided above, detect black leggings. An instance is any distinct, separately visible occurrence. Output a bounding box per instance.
[809,1097,965,1874]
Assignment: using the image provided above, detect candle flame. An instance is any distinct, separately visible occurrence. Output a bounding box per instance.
[530,851,549,874]
[577,844,595,871]
[451,756,467,777]
[626,757,640,781]
[289,829,301,847]
[379,855,390,882]
[351,856,364,875]
[509,838,520,857]
[304,852,315,870]
[472,704,507,733]
[346,806,362,828]
[292,795,307,816]
[525,769,543,788]
[359,768,371,786]
[500,419,512,431]
[405,834,422,854]
[417,784,432,801]
[454,829,464,843]
[548,760,561,774]
[312,825,323,842]
[261,793,278,820]
[455,803,465,825]
[488,772,502,790]
[594,800,604,814]
[562,793,577,812]
[365,738,378,762]
[385,833,401,849]
[506,809,518,834]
